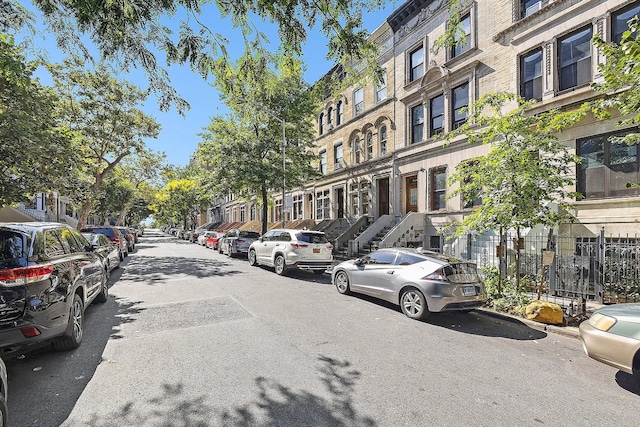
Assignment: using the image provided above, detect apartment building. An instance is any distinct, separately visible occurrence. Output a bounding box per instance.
[211,0,640,245]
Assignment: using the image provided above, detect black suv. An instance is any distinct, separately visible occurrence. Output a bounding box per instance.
[0,222,107,352]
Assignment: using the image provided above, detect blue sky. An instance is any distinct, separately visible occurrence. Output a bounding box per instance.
[20,2,400,168]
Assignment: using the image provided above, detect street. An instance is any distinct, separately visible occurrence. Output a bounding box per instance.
[5,229,639,427]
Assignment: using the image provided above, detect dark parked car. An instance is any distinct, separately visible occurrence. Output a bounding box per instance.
[0,222,108,353]
[80,225,128,260]
[82,232,121,277]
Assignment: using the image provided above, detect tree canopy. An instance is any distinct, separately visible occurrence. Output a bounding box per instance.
[0,33,75,207]
[444,92,592,237]
[196,53,320,233]
[48,57,161,229]
[13,0,387,113]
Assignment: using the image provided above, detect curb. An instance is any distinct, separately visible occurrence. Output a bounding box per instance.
[476,308,581,339]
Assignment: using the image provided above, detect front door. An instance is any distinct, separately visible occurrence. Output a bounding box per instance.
[336,188,344,218]
[405,175,418,213]
[378,178,389,216]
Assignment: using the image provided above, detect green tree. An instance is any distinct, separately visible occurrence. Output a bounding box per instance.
[48,57,161,230]
[26,0,386,112]
[593,16,640,146]
[151,178,205,230]
[444,92,591,289]
[196,54,320,233]
[93,176,135,226]
[0,34,75,207]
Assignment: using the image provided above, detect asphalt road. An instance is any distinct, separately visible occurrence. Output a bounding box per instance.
[5,229,639,427]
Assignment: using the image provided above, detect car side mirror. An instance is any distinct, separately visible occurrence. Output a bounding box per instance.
[259,237,264,242]
[354,258,363,265]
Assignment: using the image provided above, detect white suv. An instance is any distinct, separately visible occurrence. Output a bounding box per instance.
[248,229,334,275]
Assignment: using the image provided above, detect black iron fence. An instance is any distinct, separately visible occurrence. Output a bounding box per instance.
[435,229,640,305]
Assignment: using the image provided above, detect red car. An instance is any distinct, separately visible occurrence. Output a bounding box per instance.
[205,232,226,250]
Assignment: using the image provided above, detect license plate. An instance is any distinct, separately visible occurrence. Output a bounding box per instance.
[462,286,476,296]
[313,248,320,253]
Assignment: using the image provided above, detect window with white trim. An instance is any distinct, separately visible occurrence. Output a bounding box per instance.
[320,151,327,174]
[612,2,640,44]
[353,136,362,164]
[429,94,444,137]
[354,88,364,115]
[316,190,331,220]
[451,13,471,58]
[411,104,424,144]
[292,194,303,220]
[379,125,387,155]
[451,83,469,129]
[334,143,343,170]
[366,131,373,159]
[430,167,447,211]
[319,113,324,135]
[376,72,387,102]
[520,48,542,101]
[337,101,343,125]
[558,26,592,92]
[409,46,424,82]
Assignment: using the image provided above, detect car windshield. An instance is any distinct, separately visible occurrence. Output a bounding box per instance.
[0,230,26,269]
[295,232,328,244]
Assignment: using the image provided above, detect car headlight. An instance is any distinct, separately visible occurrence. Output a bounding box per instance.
[588,313,617,331]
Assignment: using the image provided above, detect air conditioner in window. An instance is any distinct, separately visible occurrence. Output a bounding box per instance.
[525,1,542,17]
[328,123,334,130]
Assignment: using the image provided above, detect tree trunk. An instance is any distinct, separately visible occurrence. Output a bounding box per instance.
[76,200,94,230]
[261,184,269,235]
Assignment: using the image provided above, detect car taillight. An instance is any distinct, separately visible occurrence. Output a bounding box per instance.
[422,268,448,281]
[326,244,333,250]
[0,264,54,286]
[21,326,41,338]
[290,243,308,249]
[236,239,245,243]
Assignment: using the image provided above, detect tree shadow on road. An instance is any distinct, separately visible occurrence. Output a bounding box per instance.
[111,255,243,284]
[5,296,146,427]
[68,355,376,427]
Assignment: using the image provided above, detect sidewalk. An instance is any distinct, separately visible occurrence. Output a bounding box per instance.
[476,307,581,339]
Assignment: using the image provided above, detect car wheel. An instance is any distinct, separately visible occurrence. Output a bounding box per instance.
[0,389,7,427]
[119,252,124,261]
[274,255,287,276]
[400,288,429,320]
[52,293,84,351]
[248,250,257,266]
[95,270,108,303]
[218,245,223,254]
[334,270,351,295]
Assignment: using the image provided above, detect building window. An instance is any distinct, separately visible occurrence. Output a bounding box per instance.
[334,143,343,169]
[250,205,256,221]
[292,194,303,220]
[577,131,640,199]
[240,206,246,222]
[520,48,543,101]
[409,46,424,82]
[275,199,283,223]
[376,72,387,101]
[354,88,364,115]
[353,136,361,164]
[429,94,444,137]
[612,2,640,44]
[450,13,471,58]
[379,125,387,155]
[558,26,592,92]
[521,0,544,19]
[366,131,373,159]
[319,113,324,135]
[452,83,469,129]
[430,167,447,211]
[411,104,424,144]
[327,107,333,129]
[320,151,327,174]
[337,101,343,125]
[351,192,359,216]
[316,190,330,220]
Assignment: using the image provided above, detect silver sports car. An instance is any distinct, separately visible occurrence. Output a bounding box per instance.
[332,248,486,320]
